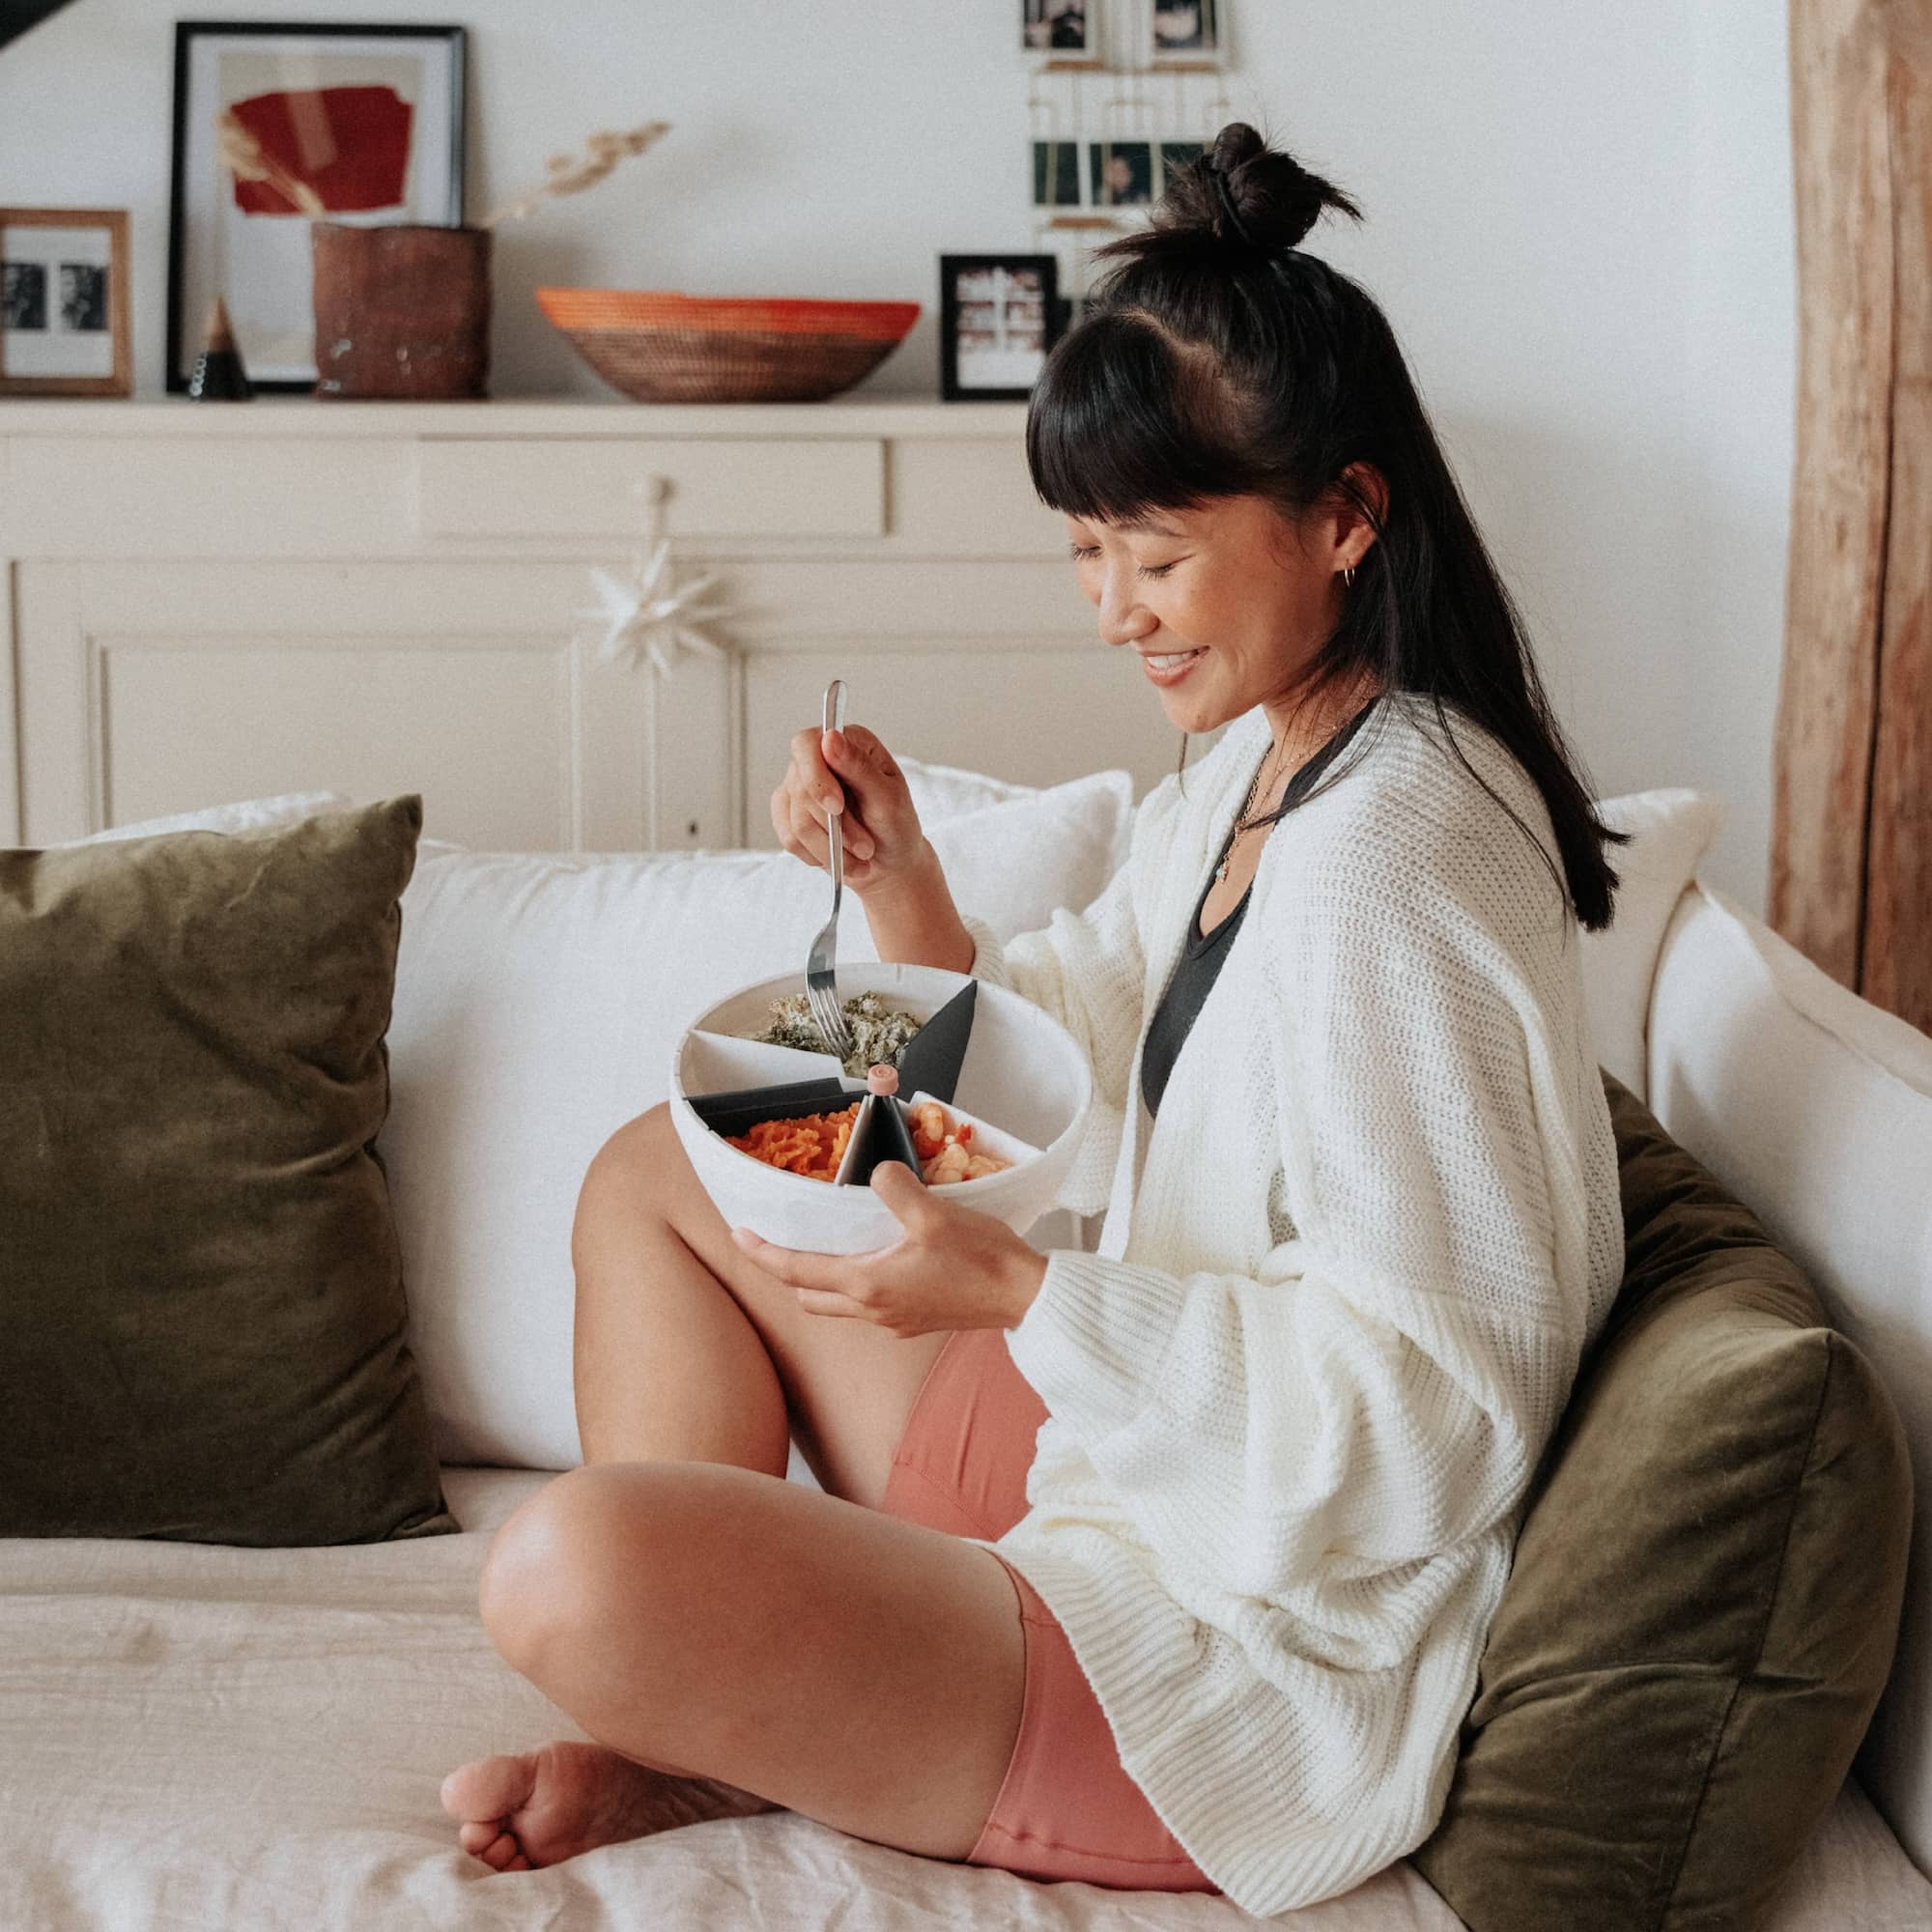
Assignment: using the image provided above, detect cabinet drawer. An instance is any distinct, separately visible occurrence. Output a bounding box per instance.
[414,436,885,540]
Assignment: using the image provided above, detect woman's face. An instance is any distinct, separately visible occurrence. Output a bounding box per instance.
[1064,487,1375,734]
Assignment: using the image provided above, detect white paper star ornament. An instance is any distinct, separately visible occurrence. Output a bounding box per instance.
[574,541,737,679]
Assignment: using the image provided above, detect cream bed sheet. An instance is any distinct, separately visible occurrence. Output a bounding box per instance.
[0,1467,1922,1930]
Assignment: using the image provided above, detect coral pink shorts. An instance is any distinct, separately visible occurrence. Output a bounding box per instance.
[879,1324,1220,1894]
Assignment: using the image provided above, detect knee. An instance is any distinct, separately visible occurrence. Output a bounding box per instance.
[574,1101,678,1233]
[477,1468,616,1667]
[589,1100,676,1186]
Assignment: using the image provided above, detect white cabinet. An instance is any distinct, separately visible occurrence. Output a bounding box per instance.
[0,397,1208,849]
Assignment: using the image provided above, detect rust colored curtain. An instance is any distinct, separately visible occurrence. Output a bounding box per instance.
[1772,0,1931,1034]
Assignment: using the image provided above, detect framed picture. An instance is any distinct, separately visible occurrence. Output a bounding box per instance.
[1151,0,1222,63]
[1089,140,1154,208]
[166,19,467,394]
[0,208,131,396]
[940,254,1063,402]
[1022,0,1096,56]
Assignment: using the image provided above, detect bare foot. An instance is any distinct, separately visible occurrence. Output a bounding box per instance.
[440,1739,780,1871]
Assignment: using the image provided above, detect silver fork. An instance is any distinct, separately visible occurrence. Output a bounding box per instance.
[805,678,856,1066]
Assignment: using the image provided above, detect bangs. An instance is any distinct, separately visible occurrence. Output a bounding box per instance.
[1024,311,1251,526]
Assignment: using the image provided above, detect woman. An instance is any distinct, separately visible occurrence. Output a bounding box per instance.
[440,122,1628,1917]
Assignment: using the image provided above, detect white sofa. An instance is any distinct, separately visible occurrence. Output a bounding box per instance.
[5,768,1930,1931]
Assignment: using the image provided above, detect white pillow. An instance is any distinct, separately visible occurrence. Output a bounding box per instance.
[1577,788,1726,1100]
[62,792,357,845]
[900,755,1135,877]
[897,754,1042,821]
[381,768,1134,1470]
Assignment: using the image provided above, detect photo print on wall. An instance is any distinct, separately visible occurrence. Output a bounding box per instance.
[1090,139,1153,207]
[1032,139,1083,209]
[1022,0,1094,55]
[1151,0,1220,60]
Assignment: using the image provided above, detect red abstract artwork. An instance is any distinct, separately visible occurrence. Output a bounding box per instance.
[225,85,413,215]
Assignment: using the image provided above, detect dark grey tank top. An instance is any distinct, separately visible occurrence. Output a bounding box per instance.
[1140,700,1377,1120]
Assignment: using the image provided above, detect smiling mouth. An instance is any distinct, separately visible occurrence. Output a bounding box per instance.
[1143,648,1206,668]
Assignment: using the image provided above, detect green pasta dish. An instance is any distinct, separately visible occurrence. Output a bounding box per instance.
[749,991,923,1078]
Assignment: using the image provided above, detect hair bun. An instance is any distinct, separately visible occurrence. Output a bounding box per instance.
[1180,122,1362,255]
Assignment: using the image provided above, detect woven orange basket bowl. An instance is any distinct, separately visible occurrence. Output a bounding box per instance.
[535,289,921,402]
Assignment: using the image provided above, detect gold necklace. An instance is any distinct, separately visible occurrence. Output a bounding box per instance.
[1216,682,1380,884]
[1215,734,1288,885]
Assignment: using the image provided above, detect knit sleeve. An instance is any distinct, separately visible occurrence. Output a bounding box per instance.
[1002,811,1605,1604]
[956,849,1146,1219]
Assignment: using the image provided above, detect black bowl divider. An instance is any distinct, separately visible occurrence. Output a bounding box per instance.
[686,980,981,1186]
[687,1078,856,1143]
[890,980,976,1104]
[842,1088,924,1186]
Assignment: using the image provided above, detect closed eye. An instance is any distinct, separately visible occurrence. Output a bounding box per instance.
[1066,543,1180,580]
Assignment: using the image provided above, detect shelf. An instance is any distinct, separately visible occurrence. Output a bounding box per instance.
[0,393,1033,440]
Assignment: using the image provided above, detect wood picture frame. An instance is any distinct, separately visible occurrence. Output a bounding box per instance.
[939,253,1063,402]
[166,19,468,394]
[0,208,132,397]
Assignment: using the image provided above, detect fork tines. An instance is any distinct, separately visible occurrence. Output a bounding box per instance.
[806,978,851,1066]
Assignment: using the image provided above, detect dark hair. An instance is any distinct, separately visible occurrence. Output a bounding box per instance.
[1024,120,1630,931]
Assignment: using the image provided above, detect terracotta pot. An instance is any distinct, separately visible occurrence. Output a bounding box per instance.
[311,223,492,400]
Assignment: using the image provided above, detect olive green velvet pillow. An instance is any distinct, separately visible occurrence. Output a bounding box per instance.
[1411,1070,1912,1931]
[0,797,457,1547]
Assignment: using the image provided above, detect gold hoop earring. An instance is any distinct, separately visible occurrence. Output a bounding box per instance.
[1343,563,1355,587]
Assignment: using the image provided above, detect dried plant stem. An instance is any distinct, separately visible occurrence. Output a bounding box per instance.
[476,121,672,229]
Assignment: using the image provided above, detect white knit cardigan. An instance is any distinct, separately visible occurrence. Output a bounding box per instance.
[954,692,1624,1918]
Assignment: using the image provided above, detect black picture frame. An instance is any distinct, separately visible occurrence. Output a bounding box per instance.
[166,19,467,395]
[939,253,1063,403]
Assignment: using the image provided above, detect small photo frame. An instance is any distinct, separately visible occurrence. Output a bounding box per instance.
[1022,0,1095,56]
[1151,0,1222,63]
[166,19,467,394]
[940,254,1064,402]
[1090,140,1155,208]
[1032,139,1084,209]
[0,208,131,397]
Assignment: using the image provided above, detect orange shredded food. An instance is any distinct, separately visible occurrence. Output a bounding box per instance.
[726,1102,862,1181]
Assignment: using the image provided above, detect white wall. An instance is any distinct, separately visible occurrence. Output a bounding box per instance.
[0,0,1793,913]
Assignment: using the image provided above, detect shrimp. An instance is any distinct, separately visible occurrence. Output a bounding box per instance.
[923,1143,972,1185]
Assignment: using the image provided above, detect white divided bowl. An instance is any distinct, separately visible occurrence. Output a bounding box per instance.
[670,962,1093,1255]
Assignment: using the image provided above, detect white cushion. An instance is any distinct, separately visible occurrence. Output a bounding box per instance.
[896,753,1041,820]
[900,755,1136,877]
[1576,788,1726,1099]
[382,769,1135,1469]
[61,792,357,845]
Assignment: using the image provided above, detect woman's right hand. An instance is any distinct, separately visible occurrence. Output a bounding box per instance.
[772,722,930,896]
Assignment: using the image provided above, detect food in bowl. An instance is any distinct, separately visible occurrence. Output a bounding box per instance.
[725,1102,862,1181]
[909,1100,1012,1185]
[748,990,923,1077]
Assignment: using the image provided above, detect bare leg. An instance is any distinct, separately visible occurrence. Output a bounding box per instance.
[448,1101,959,1862]
[569,1108,791,1476]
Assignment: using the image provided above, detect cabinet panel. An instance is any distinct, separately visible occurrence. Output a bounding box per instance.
[100,640,572,850]
[15,559,733,852]
[414,437,885,540]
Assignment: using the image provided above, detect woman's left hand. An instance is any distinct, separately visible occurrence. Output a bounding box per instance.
[729,1161,1047,1337]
